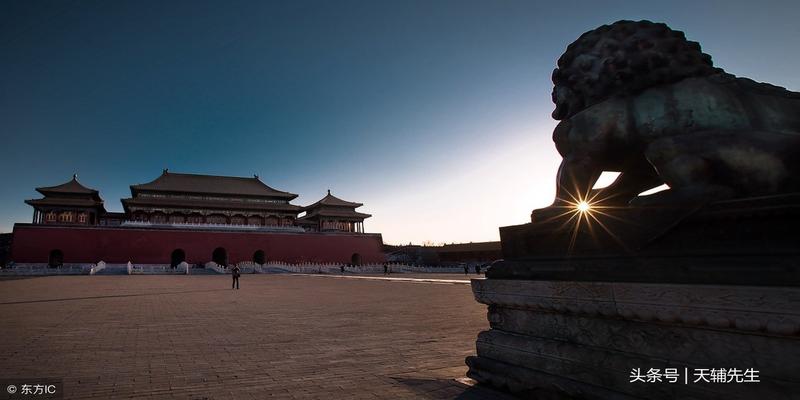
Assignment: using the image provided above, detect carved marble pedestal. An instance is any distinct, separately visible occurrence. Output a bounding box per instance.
[466,279,799,399]
[466,195,800,399]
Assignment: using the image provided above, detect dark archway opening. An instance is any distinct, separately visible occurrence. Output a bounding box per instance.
[253,250,266,265]
[171,248,186,268]
[212,247,228,267]
[351,253,362,266]
[48,249,64,268]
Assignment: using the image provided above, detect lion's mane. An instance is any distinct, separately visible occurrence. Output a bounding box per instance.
[552,20,722,120]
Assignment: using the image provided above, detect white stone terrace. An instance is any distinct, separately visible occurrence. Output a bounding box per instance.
[1,262,466,276]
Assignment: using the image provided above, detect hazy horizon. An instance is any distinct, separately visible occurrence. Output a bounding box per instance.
[2,0,798,244]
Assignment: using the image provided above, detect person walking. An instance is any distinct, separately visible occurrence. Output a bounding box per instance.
[231,265,241,290]
[474,264,481,275]
[463,264,469,275]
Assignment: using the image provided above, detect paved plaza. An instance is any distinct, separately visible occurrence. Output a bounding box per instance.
[0,274,513,399]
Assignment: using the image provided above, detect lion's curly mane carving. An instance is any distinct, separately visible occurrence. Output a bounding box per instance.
[551,20,722,120]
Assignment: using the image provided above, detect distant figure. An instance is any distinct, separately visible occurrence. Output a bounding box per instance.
[463,264,469,275]
[340,264,345,274]
[474,264,481,275]
[383,264,388,275]
[231,265,241,290]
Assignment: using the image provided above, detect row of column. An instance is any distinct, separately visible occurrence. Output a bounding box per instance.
[132,212,293,226]
[319,220,366,233]
[33,209,95,225]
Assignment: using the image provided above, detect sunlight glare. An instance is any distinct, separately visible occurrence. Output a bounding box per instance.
[592,171,621,189]
[638,184,670,196]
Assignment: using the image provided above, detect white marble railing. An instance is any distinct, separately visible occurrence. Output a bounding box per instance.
[0,263,93,275]
[121,221,305,232]
[127,263,188,275]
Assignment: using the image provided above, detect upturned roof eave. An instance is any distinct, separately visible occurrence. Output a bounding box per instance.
[130,186,299,200]
[25,197,105,206]
[25,198,107,213]
[302,192,364,210]
[302,210,372,219]
[35,176,101,199]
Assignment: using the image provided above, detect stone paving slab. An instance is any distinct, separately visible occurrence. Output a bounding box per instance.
[0,275,513,399]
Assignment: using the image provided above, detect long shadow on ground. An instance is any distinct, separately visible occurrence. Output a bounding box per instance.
[0,288,229,305]
[392,377,518,400]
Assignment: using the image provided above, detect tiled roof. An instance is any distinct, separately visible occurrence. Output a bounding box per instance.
[131,170,298,199]
[301,208,371,219]
[303,191,363,210]
[36,175,99,196]
[30,175,104,207]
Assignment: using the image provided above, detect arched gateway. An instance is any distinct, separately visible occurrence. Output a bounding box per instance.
[253,250,266,265]
[48,249,64,268]
[212,247,228,267]
[170,249,186,268]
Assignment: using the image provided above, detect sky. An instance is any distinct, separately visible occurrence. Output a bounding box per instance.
[1,0,798,245]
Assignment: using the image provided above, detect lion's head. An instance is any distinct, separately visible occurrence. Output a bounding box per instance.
[552,20,722,120]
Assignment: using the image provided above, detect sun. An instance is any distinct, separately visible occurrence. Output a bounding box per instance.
[539,188,634,254]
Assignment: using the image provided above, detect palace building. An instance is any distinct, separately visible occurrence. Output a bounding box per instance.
[121,170,302,228]
[26,175,108,226]
[12,171,383,266]
[297,190,371,233]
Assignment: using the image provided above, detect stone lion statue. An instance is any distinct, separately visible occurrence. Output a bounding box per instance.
[542,20,800,217]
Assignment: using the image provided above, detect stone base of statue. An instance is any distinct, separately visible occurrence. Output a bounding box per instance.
[465,194,800,399]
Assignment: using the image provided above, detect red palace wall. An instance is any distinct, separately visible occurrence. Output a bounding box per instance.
[11,224,385,264]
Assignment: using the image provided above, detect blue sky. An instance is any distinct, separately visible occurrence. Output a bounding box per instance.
[1,0,798,244]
